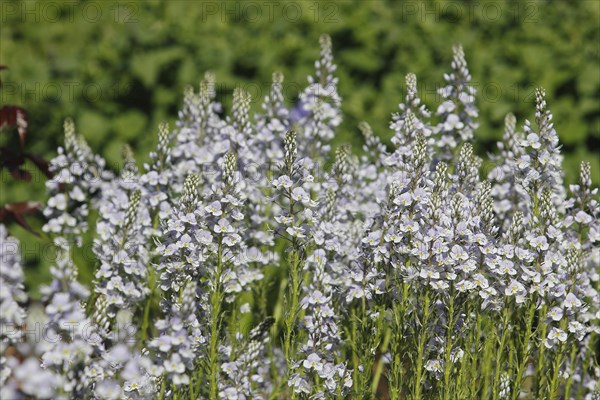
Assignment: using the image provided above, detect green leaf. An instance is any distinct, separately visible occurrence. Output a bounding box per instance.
[112,110,147,141]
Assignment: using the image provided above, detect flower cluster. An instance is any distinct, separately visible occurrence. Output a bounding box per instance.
[219,317,274,399]
[1,35,598,400]
[435,44,479,159]
[42,118,112,245]
[0,225,28,390]
[94,187,151,319]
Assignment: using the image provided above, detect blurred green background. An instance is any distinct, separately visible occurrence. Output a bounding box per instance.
[1,0,599,296]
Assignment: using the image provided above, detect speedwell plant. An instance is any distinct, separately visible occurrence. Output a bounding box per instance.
[1,35,599,400]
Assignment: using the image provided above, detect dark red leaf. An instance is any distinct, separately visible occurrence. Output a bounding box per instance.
[1,149,52,180]
[25,153,53,178]
[0,147,26,173]
[0,106,28,148]
[0,201,41,236]
[8,167,32,181]
[2,201,40,214]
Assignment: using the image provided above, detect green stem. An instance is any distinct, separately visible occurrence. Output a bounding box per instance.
[563,344,577,399]
[547,343,565,399]
[533,303,549,396]
[576,340,593,400]
[141,264,155,342]
[283,188,301,385]
[492,306,511,400]
[370,304,385,397]
[389,281,409,398]
[469,313,482,398]
[141,298,151,341]
[158,379,166,400]
[413,289,431,400]
[372,321,389,397]
[351,306,361,399]
[547,319,568,399]
[442,289,455,400]
[355,278,373,397]
[511,300,536,400]
[284,246,300,365]
[481,326,495,399]
[208,236,224,400]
